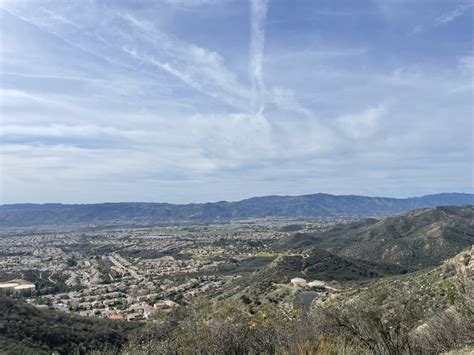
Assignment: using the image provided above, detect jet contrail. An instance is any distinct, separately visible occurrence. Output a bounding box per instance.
[249,0,268,116]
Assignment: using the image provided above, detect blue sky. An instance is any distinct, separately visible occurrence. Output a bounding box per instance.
[0,0,472,204]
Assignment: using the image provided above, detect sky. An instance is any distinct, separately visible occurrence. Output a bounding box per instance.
[0,0,472,204]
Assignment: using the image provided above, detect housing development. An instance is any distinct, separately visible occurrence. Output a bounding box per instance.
[0,219,343,321]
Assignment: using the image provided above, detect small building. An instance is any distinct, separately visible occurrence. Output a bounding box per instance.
[126,312,141,321]
[290,277,307,287]
[0,280,35,296]
[0,282,19,290]
[154,300,179,314]
[308,280,326,288]
[108,313,125,321]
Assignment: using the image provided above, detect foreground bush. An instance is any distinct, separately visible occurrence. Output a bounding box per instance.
[121,280,473,355]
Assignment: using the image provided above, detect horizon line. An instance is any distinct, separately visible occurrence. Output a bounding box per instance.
[1,191,473,207]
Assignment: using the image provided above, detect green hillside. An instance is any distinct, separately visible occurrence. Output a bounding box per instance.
[254,248,406,284]
[0,298,139,355]
[277,205,474,269]
[312,246,474,354]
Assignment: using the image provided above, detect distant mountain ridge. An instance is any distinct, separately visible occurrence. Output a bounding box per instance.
[0,192,472,227]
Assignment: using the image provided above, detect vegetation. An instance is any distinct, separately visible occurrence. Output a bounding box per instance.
[0,297,139,355]
[248,248,406,288]
[277,205,474,269]
[3,247,471,354]
[1,206,472,354]
[124,247,474,354]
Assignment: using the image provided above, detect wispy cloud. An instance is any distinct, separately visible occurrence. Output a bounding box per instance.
[0,0,472,203]
[436,2,473,25]
[336,104,387,140]
[409,25,424,36]
[268,86,313,118]
[0,71,108,83]
[117,11,252,109]
[163,0,221,8]
[1,4,251,110]
[249,0,268,115]
[458,55,474,73]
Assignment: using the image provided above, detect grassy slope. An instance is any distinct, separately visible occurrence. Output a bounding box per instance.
[316,246,473,326]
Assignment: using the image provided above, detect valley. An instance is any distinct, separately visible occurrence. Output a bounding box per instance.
[1,205,473,354]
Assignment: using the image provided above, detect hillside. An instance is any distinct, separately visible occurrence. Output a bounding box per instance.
[310,246,474,354]
[0,297,139,355]
[277,205,474,269]
[320,246,473,317]
[0,192,472,227]
[119,250,474,354]
[253,248,407,284]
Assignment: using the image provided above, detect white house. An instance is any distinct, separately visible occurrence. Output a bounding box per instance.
[308,280,326,288]
[290,277,307,287]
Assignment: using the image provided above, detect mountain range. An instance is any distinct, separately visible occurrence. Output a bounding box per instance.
[0,192,472,227]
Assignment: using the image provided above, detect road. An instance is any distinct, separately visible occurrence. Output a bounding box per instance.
[108,254,141,280]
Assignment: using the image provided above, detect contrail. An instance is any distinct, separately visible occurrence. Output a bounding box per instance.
[249,0,268,116]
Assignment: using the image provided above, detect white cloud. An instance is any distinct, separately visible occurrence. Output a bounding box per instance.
[336,105,386,140]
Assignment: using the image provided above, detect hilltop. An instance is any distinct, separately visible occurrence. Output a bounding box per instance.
[0,192,472,227]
